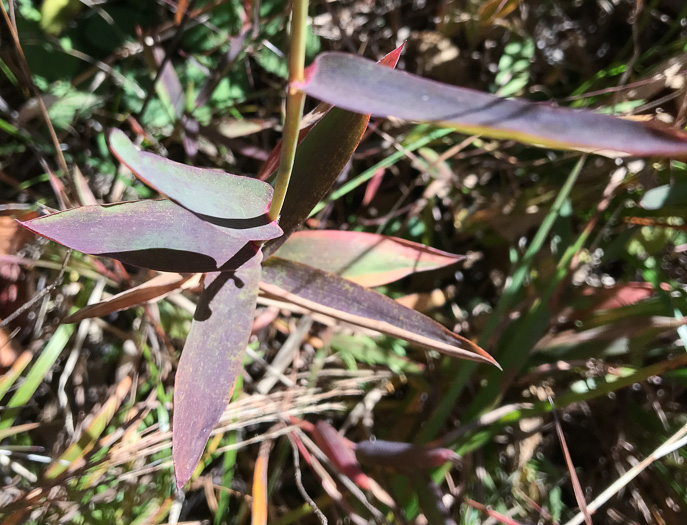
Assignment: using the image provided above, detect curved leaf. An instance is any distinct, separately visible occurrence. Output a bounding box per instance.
[20,200,266,273]
[297,53,687,158]
[260,257,499,366]
[173,255,262,488]
[109,129,278,227]
[274,230,464,286]
[313,421,371,490]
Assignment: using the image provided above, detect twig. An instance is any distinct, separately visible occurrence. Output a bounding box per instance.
[550,397,592,525]
[564,421,687,525]
[267,0,309,221]
[290,432,328,525]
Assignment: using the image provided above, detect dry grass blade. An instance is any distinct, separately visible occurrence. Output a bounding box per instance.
[564,421,687,525]
[252,435,275,525]
[44,375,133,479]
[0,2,72,194]
[464,498,523,525]
[550,397,592,525]
[0,422,40,441]
[0,350,33,400]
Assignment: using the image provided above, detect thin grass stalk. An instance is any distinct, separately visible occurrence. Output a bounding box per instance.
[418,156,587,443]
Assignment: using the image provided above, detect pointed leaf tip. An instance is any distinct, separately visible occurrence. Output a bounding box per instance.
[298,52,687,158]
[260,257,499,367]
[172,257,262,488]
[378,42,405,68]
[274,230,466,287]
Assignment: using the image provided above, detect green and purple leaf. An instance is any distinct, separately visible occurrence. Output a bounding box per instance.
[260,257,499,366]
[263,46,404,255]
[257,44,404,181]
[296,53,687,158]
[20,200,269,273]
[274,230,464,287]
[173,255,262,488]
[109,129,279,228]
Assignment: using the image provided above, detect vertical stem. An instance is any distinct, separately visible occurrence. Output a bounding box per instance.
[268,0,309,222]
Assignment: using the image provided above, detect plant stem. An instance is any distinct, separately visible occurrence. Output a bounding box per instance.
[268,0,309,222]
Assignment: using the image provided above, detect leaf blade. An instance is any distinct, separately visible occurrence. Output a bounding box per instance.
[173,256,262,488]
[20,200,267,273]
[263,45,405,255]
[64,272,202,323]
[109,129,279,224]
[256,44,404,182]
[274,230,464,287]
[297,53,687,158]
[260,257,498,366]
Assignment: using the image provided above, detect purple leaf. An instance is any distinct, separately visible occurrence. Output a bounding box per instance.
[262,46,405,256]
[312,421,371,490]
[296,53,687,158]
[173,255,262,488]
[109,129,280,229]
[355,440,459,472]
[256,44,404,181]
[263,108,370,257]
[20,200,269,273]
[260,257,499,366]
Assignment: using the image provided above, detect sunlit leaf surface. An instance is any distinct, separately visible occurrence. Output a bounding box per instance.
[274,230,464,286]
[260,257,499,366]
[109,129,278,224]
[173,254,262,488]
[20,200,268,273]
[297,53,687,158]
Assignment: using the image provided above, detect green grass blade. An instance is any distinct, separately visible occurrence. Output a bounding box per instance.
[0,324,74,431]
[309,126,454,217]
[418,156,586,443]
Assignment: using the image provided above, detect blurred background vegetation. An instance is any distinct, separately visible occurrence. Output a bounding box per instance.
[2,0,687,523]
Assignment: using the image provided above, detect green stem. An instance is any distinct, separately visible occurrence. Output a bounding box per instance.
[268,0,309,222]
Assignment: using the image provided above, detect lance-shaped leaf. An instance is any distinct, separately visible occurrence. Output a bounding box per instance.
[20,200,270,273]
[109,129,280,235]
[260,257,499,366]
[173,254,262,488]
[296,53,687,158]
[355,440,459,472]
[263,46,404,256]
[274,230,465,287]
[257,44,404,181]
[64,272,202,323]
